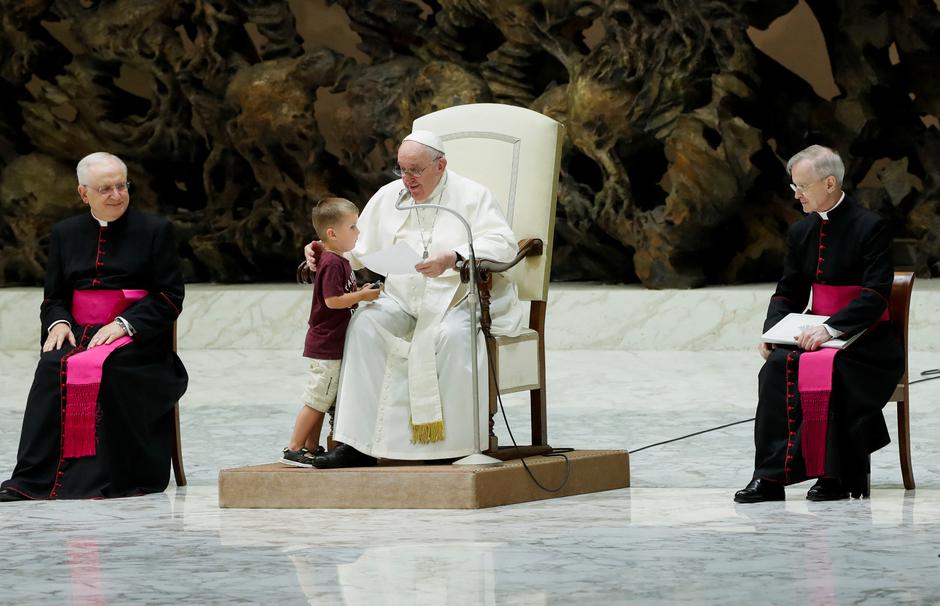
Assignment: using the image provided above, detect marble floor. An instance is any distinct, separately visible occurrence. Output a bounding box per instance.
[1,346,940,605]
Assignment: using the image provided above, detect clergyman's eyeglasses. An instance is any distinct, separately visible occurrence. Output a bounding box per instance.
[789,178,825,194]
[86,181,130,195]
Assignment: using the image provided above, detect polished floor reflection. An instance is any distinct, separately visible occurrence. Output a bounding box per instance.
[2,348,939,605]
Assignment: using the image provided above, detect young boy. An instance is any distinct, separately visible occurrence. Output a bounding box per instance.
[279,198,380,467]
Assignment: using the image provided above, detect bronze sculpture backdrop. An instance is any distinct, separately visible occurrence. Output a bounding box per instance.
[0,0,937,287]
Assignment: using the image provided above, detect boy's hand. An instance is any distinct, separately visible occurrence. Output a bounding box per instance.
[304,241,323,271]
[357,283,381,302]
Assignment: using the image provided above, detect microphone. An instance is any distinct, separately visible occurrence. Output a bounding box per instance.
[394,187,409,211]
[393,181,498,466]
[393,186,475,268]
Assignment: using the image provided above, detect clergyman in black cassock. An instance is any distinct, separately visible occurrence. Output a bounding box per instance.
[0,153,187,501]
[736,145,903,503]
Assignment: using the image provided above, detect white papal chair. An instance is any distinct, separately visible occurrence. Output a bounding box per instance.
[413,103,564,455]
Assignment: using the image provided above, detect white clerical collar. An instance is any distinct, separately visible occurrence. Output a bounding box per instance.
[817,191,846,220]
[90,210,108,226]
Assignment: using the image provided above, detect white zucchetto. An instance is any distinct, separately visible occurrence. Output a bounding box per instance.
[403,130,446,155]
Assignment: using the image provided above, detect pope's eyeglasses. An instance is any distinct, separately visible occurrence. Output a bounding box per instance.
[393,163,435,179]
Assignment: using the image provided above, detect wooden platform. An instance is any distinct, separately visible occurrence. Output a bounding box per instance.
[218,449,629,509]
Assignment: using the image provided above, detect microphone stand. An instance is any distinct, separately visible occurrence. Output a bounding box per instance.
[395,189,501,467]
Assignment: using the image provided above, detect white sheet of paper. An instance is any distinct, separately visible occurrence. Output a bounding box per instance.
[359,241,423,275]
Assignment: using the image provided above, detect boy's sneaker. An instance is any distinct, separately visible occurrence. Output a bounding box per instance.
[279,447,317,467]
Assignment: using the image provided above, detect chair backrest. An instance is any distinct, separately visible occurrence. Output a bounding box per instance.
[413,103,564,302]
[889,272,915,379]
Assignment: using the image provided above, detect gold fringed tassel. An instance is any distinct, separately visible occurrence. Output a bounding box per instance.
[411,420,445,444]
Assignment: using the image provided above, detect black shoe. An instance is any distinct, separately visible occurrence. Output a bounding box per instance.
[311,443,376,469]
[734,478,785,503]
[806,477,849,501]
[0,488,27,502]
[279,447,317,468]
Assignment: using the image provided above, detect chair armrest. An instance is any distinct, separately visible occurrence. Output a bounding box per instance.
[461,238,543,336]
[297,261,314,285]
[459,238,543,283]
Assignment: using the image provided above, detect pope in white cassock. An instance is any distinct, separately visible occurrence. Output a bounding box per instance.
[307,130,524,468]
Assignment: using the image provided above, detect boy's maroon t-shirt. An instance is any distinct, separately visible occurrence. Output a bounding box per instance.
[303,251,356,359]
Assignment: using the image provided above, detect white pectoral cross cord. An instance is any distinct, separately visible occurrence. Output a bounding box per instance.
[411,173,448,260]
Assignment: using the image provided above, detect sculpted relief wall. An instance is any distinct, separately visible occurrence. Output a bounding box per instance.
[0,0,937,287]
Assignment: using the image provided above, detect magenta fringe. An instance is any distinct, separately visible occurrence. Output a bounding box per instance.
[64,382,99,458]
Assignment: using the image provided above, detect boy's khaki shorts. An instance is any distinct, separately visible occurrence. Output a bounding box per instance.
[302,358,342,413]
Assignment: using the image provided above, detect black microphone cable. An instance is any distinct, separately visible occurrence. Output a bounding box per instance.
[479,317,573,493]
[628,367,940,454]
[909,367,940,385]
[484,342,574,493]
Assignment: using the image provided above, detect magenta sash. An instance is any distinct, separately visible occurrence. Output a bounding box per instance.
[64,289,147,458]
[797,284,888,476]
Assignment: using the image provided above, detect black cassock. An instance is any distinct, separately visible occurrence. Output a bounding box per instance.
[2,209,188,499]
[753,197,903,485]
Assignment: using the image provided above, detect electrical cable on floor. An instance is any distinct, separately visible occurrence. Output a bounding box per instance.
[909,368,940,385]
[481,322,573,493]
[628,367,940,455]
[628,418,756,454]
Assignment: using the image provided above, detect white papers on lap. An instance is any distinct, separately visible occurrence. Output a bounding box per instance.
[359,241,423,275]
[761,313,861,349]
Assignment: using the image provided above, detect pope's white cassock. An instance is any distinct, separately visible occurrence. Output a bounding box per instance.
[334,169,524,459]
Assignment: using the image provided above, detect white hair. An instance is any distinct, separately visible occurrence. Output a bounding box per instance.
[76,152,127,185]
[786,145,845,187]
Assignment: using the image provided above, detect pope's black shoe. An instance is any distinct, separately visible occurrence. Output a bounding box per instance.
[806,477,849,501]
[311,443,377,469]
[0,488,27,502]
[734,478,785,503]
